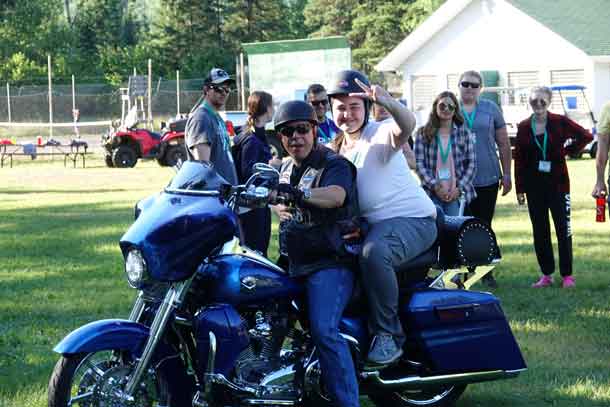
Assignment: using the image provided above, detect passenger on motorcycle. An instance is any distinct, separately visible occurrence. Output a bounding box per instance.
[329,70,438,367]
[271,100,361,407]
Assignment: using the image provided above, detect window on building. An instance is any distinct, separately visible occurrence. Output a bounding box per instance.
[447,73,459,93]
[507,71,539,105]
[550,69,585,112]
[411,75,437,111]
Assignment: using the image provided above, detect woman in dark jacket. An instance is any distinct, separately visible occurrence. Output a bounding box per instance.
[233,91,275,256]
[514,86,592,288]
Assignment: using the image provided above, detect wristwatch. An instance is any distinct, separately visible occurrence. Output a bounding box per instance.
[302,188,312,201]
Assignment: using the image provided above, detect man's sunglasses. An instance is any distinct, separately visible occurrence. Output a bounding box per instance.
[530,98,548,108]
[460,81,481,89]
[279,123,312,138]
[210,85,232,94]
[438,102,456,112]
[310,99,328,107]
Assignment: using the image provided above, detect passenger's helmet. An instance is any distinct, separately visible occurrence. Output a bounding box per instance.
[274,100,318,130]
[327,69,372,130]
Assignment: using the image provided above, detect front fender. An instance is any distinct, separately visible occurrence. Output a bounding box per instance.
[53,319,149,355]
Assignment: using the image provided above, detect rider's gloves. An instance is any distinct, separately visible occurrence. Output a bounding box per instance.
[276,183,304,206]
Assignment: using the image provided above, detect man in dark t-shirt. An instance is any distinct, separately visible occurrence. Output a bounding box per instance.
[306,83,341,144]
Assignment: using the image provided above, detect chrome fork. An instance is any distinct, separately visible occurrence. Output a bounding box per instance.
[121,279,191,399]
[128,291,146,322]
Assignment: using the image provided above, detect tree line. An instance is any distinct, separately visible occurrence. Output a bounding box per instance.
[0,0,444,86]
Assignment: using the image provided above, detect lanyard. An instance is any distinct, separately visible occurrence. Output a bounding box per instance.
[530,115,548,160]
[317,124,328,141]
[461,102,477,130]
[203,102,230,151]
[436,131,452,164]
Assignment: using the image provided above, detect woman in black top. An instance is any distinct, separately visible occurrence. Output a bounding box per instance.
[233,91,275,256]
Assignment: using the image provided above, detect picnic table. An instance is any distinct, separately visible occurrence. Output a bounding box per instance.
[0,141,90,168]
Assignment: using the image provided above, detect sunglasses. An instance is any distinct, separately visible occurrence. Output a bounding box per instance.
[210,85,231,94]
[438,102,456,112]
[279,123,312,138]
[460,81,481,89]
[310,99,328,107]
[530,98,548,107]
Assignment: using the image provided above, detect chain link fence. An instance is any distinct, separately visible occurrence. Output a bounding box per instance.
[0,77,248,141]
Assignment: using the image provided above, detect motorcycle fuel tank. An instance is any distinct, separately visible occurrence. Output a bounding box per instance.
[198,253,302,306]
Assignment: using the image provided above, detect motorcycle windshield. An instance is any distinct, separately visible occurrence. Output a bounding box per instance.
[165,161,230,194]
[120,162,238,282]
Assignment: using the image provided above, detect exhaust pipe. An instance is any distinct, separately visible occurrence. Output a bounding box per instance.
[362,369,524,389]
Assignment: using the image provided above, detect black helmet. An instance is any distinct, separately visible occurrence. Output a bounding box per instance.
[274,100,317,130]
[327,69,372,131]
[327,69,371,97]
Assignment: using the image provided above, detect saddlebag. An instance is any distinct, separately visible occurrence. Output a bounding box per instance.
[402,289,526,373]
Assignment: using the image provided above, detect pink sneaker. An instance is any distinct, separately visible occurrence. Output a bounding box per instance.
[562,276,575,288]
[532,275,553,288]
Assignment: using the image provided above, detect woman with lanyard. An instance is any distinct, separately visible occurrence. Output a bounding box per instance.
[514,86,592,288]
[415,91,476,215]
[458,70,512,288]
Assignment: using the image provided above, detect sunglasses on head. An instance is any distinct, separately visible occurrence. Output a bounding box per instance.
[460,81,481,89]
[438,102,456,112]
[210,85,231,94]
[530,98,548,107]
[279,123,312,138]
[310,99,328,107]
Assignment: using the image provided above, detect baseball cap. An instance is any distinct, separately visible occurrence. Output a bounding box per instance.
[205,68,235,85]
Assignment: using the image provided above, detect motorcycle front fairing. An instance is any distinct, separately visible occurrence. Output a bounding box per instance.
[120,162,239,282]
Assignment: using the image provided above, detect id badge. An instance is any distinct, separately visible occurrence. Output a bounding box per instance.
[538,160,551,173]
[438,168,451,180]
[471,131,476,144]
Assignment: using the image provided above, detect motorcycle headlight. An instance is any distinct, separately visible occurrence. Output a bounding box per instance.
[125,249,148,288]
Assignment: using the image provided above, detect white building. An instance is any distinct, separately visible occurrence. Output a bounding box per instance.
[376,0,610,129]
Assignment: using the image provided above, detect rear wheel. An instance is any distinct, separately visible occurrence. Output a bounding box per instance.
[48,350,171,407]
[164,144,186,167]
[368,384,467,407]
[112,145,137,168]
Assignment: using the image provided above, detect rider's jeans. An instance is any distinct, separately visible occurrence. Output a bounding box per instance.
[359,216,437,342]
[306,266,359,407]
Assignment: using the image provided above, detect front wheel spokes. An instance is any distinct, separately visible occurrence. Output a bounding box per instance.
[83,359,106,380]
[68,391,94,406]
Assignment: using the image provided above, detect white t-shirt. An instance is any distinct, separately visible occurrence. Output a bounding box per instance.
[342,121,436,224]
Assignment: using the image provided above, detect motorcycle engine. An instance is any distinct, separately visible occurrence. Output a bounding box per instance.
[233,309,307,400]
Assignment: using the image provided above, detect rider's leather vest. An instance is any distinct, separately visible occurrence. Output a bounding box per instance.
[278,145,359,277]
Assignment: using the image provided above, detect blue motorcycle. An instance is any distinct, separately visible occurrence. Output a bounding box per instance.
[48,161,526,407]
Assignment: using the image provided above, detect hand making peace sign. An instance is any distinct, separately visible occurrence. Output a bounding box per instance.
[350,78,393,108]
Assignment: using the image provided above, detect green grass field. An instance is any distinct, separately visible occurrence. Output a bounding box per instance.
[1,156,609,406]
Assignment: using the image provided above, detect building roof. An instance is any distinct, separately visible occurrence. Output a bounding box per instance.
[507,0,610,56]
[376,0,610,71]
[242,36,349,55]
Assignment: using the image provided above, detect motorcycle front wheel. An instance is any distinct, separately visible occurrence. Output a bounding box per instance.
[368,384,467,407]
[48,350,171,407]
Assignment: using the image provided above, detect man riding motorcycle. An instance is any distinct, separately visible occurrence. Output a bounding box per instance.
[271,100,361,407]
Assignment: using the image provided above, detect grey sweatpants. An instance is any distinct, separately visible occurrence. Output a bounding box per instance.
[359,216,437,341]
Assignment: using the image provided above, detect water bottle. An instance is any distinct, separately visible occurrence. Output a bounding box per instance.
[596,196,606,222]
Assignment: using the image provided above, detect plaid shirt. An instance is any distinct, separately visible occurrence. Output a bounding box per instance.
[514,112,592,194]
[414,124,477,204]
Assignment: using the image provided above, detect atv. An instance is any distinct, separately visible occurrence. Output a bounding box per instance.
[102,107,187,168]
